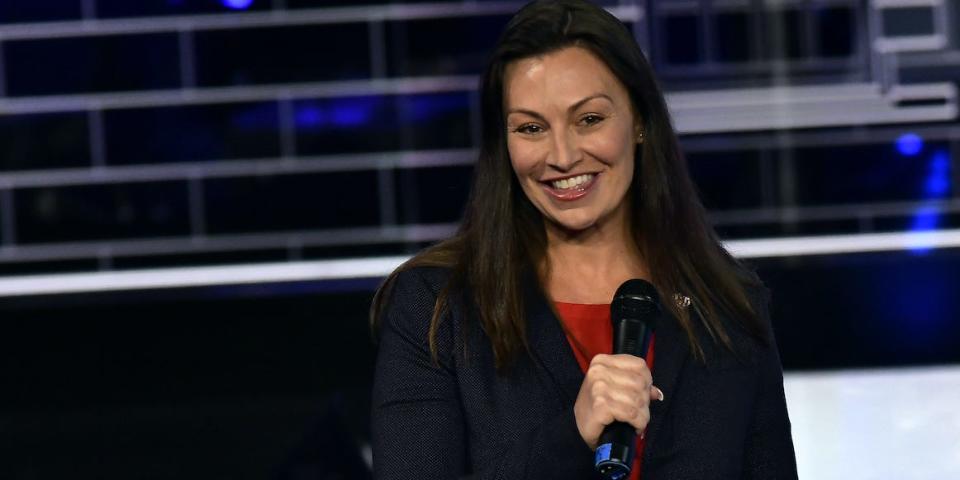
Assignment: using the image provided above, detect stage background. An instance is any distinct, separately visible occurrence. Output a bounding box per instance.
[0,1,958,478]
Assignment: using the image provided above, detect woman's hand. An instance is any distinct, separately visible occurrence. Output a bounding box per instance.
[573,353,664,449]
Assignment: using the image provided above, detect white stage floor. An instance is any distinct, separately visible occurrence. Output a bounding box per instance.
[785,365,960,479]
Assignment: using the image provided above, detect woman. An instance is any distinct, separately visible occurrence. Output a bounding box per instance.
[370,1,798,478]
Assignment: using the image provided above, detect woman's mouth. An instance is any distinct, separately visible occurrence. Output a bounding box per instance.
[541,173,599,201]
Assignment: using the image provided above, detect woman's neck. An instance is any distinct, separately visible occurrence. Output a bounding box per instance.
[542,211,649,304]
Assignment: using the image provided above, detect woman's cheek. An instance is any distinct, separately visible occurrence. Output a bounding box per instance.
[509,144,542,176]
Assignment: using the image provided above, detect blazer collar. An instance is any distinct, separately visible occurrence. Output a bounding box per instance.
[524,280,584,406]
[643,304,690,459]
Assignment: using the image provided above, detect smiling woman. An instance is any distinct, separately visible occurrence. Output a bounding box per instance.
[505,47,638,235]
[370,1,798,479]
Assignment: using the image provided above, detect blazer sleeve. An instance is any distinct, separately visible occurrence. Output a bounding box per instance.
[371,269,597,480]
[741,287,799,479]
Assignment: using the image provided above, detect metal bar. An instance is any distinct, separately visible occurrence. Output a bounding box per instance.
[0,76,480,114]
[88,109,106,167]
[724,228,960,257]
[0,41,6,97]
[177,29,197,88]
[187,175,206,237]
[0,149,478,189]
[0,189,15,246]
[710,198,960,225]
[0,223,458,263]
[0,4,641,41]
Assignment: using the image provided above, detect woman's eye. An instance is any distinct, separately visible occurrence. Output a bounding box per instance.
[515,123,544,135]
[580,114,604,126]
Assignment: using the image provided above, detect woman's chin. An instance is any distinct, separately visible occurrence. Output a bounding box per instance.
[546,214,598,234]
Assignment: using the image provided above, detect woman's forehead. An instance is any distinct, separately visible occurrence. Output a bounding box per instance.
[503,47,627,110]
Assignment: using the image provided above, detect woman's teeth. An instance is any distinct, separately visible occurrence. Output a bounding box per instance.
[551,174,594,190]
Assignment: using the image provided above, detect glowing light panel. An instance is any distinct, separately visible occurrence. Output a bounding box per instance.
[896,133,924,156]
[222,0,254,10]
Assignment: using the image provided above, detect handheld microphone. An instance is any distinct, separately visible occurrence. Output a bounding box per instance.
[594,279,660,480]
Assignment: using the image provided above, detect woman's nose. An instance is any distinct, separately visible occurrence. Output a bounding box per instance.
[547,129,581,172]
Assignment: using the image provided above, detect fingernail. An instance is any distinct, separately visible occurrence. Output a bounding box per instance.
[655,387,665,401]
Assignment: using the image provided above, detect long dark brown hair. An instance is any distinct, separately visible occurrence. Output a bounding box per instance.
[371,0,765,370]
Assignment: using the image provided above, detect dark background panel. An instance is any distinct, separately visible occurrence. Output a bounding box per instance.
[295,91,473,155]
[686,150,765,211]
[0,111,91,171]
[4,34,181,97]
[881,6,936,37]
[757,248,960,370]
[0,258,103,276]
[814,6,856,58]
[0,284,376,480]
[194,23,371,86]
[395,165,473,224]
[0,0,82,23]
[763,8,806,60]
[14,181,192,243]
[112,248,290,270]
[713,12,752,62]
[104,102,281,164]
[203,171,381,233]
[294,95,402,155]
[396,91,474,150]
[386,14,510,77]
[660,14,702,65]
[793,142,953,206]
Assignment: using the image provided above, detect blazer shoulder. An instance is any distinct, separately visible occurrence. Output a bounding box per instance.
[377,266,459,352]
[388,266,454,308]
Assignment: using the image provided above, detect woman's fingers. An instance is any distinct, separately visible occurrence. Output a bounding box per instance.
[575,353,662,448]
[650,385,665,402]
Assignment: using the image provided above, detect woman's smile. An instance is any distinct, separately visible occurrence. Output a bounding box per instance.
[540,172,601,201]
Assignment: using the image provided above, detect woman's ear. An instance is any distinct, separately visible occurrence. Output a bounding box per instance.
[634,116,645,143]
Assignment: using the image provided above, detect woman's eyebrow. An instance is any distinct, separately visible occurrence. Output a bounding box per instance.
[506,93,613,120]
[567,93,613,112]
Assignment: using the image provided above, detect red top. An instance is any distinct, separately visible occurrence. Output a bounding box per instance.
[554,302,655,480]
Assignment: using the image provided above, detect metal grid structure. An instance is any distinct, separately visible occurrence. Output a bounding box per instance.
[0,0,957,287]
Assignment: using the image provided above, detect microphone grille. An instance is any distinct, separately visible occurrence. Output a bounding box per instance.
[612,279,661,321]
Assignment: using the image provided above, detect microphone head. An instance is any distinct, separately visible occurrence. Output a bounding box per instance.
[611,279,661,324]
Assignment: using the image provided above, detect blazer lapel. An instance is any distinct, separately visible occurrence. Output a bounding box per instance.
[523,281,584,407]
[644,309,690,459]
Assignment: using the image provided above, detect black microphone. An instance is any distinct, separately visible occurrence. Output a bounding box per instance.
[594,279,660,480]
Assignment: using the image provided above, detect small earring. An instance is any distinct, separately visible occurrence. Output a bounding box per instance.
[637,131,644,143]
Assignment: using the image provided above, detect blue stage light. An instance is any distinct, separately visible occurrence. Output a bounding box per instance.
[296,107,323,128]
[294,98,379,130]
[222,0,254,10]
[896,133,923,156]
[923,150,951,198]
[908,149,952,254]
[330,103,370,127]
[911,205,939,232]
[406,93,469,121]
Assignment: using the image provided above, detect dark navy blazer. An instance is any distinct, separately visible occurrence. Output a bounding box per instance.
[372,266,798,479]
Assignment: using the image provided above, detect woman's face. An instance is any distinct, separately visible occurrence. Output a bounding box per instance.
[504,46,640,234]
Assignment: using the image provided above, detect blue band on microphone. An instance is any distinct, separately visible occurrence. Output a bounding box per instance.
[595,442,631,480]
[595,443,612,463]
